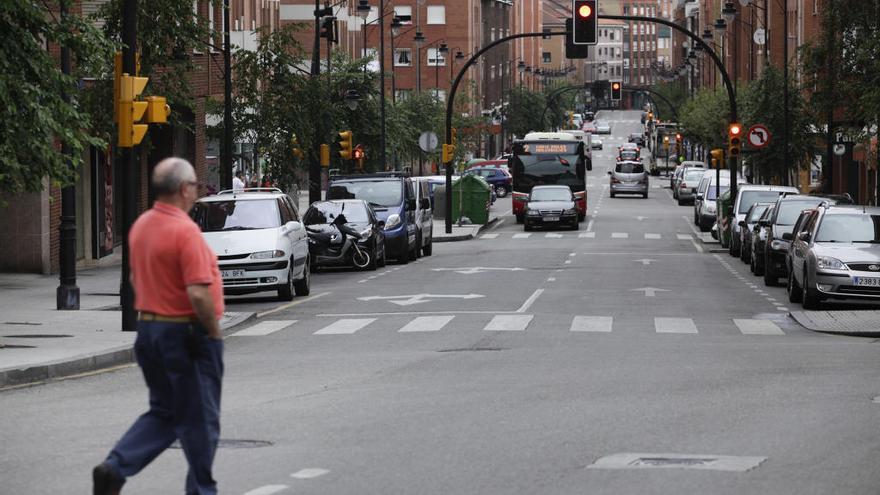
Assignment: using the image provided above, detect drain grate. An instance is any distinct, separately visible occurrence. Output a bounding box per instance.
[438,347,505,353]
[3,334,73,339]
[588,453,767,472]
[170,439,273,449]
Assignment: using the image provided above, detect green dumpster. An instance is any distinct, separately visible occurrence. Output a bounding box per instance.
[451,174,491,225]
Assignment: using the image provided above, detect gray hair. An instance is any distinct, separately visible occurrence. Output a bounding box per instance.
[152,157,196,197]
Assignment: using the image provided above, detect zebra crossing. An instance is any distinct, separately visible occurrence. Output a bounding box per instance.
[481,231,696,240]
[230,315,790,338]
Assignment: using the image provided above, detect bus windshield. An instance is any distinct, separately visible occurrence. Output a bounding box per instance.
[512,141,585,194]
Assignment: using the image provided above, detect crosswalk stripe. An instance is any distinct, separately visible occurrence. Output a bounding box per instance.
[484,314,533,331]
[579,232,596,238]
[655,317,698,334]
[644,233,661,239]
[399,315,455,333]
[612,232,629,239]
[733,319,785,335]
[570,316,613,332]
[546,233,563,238]
[513,233,531,239]
[232,320,296,337]
[677,234,693,240]
[481,233,499,239]
[314,318,375,335]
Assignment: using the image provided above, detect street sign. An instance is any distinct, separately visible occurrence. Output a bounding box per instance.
[753,28,766,45]
[747,124,771,149]
[419,131,439,153]
[834,143,847,156]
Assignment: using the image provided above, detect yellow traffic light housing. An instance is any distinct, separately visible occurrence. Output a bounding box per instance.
[728,122,743,158]
[710,148,724,168]
[320,144,330,167]
[118,73,149,147]
[337,131,353,159]
[144,96,170,124]
[442,143,455,164]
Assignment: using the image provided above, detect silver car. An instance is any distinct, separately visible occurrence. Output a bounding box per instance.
[677,168,708,205]
[787,205,880,309]
[594,120,612,134]
[609,160,649,198]
[672,161,706,195]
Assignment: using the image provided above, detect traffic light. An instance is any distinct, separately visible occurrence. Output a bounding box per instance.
[320,144,330,167]
[647,112,654,122]
[610,81,622,101]
[564,19,590,59]
[572,0,598,45]
[118,74,149,147]
[663,135,670,148]
[337,131,353,159]
[353,145,365,169]
[144,96,170,124]
[728,122,742,158]
[442,143,455,164]
[319,16,338,44]
[291,135,304,159]
[710,148,724,169]
[675,133,682,146]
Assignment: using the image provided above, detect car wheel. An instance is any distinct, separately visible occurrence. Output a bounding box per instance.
[677,198,686,206]
[277,265,295,301]
[293,257,311,296]
[787,267,802,303]
[642,192,648,199]
[422,239,433,256]
[414,233,422,259]
[578,213,586,222]
[610,192,616,198]
[740,240,749,263]
[750,251,757,274]
[754,253,765,276]
[802,269,821,309]
[763,264,777,286]
[729,238,739,257]
[366,244,378,271]
[495,185,509,198]
[408,239,418,261]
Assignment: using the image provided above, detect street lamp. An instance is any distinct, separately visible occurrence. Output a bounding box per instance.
[343,89,362,110]
[714,18,727,33]
[413,30,426,93]
[356,0,370,20]
[391,15,402,36]
[702,28,714,41]
[722,2,738,25]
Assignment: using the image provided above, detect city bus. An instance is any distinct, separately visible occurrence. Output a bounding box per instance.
[511,133,590,223]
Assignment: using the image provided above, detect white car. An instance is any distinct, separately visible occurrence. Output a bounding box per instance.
[191,188,311,301]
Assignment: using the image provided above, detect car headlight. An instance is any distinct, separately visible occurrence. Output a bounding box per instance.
[564,208,578,215]
[250,250,285,259]
[359,228,373,239]
[770,240,789,251]
[816,256,846,270]
[527,209,541,216]
[384,214,401,230]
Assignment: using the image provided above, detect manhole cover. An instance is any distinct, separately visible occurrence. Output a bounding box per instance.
[0,344,37,349]
[438,347,504,353]
[3,334,73,339]
[170,439,273,449]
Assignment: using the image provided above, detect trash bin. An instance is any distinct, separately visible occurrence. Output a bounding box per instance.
[452,174,491,225]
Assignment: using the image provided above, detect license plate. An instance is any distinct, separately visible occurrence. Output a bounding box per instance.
[543,216,560,222]
[854,277,880,287]
[221,269,246,278]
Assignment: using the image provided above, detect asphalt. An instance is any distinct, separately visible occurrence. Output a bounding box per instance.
[2,110,879,495]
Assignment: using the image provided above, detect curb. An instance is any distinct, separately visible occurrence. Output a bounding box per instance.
[0,311,256,389]
[432,217,501,243]
[789,311,880,338]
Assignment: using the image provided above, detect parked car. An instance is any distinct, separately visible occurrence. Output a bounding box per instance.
[524,185,579,231]
[609,160,649,198]
[677,168,707,206]
[672,161,706,194]
[787,205,880,309]
[327,172,420,263]
[670,165,683,193]
[591,137,603,150]
[191,188,310,301]
[720,185,799,256]
[411,178,434,256]
[465,166,513,198]
[738,202,773,264]
[303,200,386,270]
[582,122,597,134]
[695,179,729,231]
[750,204,776,275]
[761,194,840,286]
[466,159,508,173]
[628,133,645,146]
[594,120,612,134]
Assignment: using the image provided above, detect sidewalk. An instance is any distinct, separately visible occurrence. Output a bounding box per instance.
[789,310,880,338]
[0,264,252,388]
[432,210,502,242]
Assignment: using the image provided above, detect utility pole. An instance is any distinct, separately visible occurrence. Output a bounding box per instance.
[782,0,790,185]
[120,0,138,331]
[57,1,79,310]
[379,0,387,168]
[222,0,233,190]
[824,0,835,194]
[309,0,325,204]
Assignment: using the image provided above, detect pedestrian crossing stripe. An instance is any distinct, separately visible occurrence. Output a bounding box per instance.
[313,318,375,335]
[399,315,454,333]
[231,320,296,336]
[484,314,533,331]
[480,232,696,241]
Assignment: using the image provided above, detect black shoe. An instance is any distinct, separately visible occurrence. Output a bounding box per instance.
[93,463,124,495]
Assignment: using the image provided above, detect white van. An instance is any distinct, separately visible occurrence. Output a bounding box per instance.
[559,129,593,163]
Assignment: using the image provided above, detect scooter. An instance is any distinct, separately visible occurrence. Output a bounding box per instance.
[306,215,373,270]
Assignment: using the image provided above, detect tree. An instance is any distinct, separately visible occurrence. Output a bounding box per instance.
[648,81,688,122]
[0,1,113,194]
[506,87,546,138]
[678,88,731,151]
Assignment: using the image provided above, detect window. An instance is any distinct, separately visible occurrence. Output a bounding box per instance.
[394,48,412,66]
[610,31,615,41]
[430,89,446,101]
[394,6,412,23]
[395,89,412,101]
[427,48,446,66]
[427,5,445,24]
[542,52,552,63]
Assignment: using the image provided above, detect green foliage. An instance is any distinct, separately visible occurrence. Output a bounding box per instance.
[648,81,688,122]
[0,1,113,194]
[506,87,546,137]
[678,88,731,150]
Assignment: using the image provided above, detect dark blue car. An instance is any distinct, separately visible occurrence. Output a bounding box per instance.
[464,166,512,198]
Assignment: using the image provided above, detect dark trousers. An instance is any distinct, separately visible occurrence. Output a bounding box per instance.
[104,321,224,495]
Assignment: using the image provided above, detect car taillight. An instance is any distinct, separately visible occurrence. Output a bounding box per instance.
[680,182,687,188]
[611,177,621,184]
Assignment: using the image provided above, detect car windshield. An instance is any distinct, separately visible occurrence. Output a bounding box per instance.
[746,205,770,222]
[685,171,705,181]
[706,185,728,200]
[191,199,281,232]
[303,202,369,225]
[619,150,639,160]
[327,180,402,207]
[530,188,571,202]
[739,191,786,214]
[776,199,825,225]
[815,214,880,243]
[616,162,645,174]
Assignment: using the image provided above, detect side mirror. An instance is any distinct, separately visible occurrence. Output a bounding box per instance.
[758,220,768,227]
[406,199,416,211]
[282,221,303,234]
[738,220,747,227]
[798,231,811,242]
[420,198,430,210]
[782,232,793,241]
[695,193,704,200]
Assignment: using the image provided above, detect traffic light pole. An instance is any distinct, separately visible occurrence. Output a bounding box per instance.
[222,0,233,191]
[120,0,138,331]
[57,2,80,311]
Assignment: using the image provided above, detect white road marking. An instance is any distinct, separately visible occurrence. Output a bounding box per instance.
[676,234,693,240]
[243,485,289,495]
[291,468,330,479]
[564,260,572,264]
[734,319,785,335]
[586,219,595,231]
[481,233,499,239]
[655,317,698,334]
[256,292,331,318]
[579,232,596,238]
[612,232,629,239]
[570,316,613,332]
[231,320,296,337]
[516,289,544,313]
[398,315,455,333]
[313,318,376,335]
[484,314,533,331]
[513,233,531,239]
[644,233,661,239]
[547,277,556,282]
[546,233,563,238]
[569,252,576,257]
[776,307,789,311]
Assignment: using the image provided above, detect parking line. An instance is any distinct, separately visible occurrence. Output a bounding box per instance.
[655,317,698,334]
[612,232,629,239]
[645,233,661,239]
[481,233,499,239]
[579,232,596,238]
[734,319,785,335]
[516,289,544,313]
[513,233,531,239]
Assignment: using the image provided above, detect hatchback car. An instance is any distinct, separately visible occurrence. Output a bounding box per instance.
[594,120,611,134]
[465,166,513,198]
[617,148,641,162]
[191,188,310,301]
[676,168,708,206]
[591,137,603,150]
[524,185,579,230]
[609,161,649,198]
[787,205,880,309]
[582,122,597,134]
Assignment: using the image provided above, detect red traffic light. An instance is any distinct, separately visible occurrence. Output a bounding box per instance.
[675,133,682,141]
[577,4,593,18]
[729,123,742,137]
[352,144,364,160]
[612,82,620,90]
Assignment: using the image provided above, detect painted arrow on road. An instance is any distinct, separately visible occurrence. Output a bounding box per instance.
[431,267,526,275]
[633,259,656,266]
[357,293,485,306]
[631,287,669,297]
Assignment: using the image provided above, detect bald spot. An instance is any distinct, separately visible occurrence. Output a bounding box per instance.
[152,157,196,198]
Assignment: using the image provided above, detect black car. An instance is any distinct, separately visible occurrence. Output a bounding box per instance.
[738,202,773,264]
[750,204,775,276]
[628,133,645,146]
[524,185,579,231]
[303,200,386,270]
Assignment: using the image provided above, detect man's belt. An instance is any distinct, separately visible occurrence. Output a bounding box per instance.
[138,312,198,323]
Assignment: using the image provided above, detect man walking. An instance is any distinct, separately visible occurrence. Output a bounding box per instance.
[232,170,245,191]
[93,157,225,495]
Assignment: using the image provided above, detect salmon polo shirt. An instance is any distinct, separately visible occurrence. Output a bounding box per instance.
[129,201,225,319]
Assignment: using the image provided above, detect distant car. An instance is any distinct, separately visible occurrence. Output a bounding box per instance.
[620,142,640,152]
[594,120,611,134]
[524,185,579,231]
[670,165,683,194]
[617,148,640,162]
[582,122,597,134]
[583,111,595,122]
[628,133,645,146]
[787,205,880,309]
[677,168,707,206]
[591,137,603,150]
[672,161,706,195]
[191,188,311,301]
[738,202,773,264]
[467,159,508,172]
[609,160,649,199]
[465,166,513,198]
